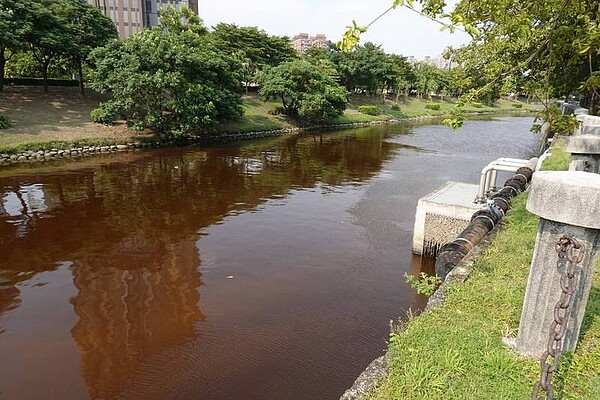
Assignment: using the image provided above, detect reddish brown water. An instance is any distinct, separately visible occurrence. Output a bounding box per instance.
[0,117,538,400]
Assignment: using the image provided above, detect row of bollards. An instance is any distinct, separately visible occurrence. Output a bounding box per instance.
[511,118,600,399]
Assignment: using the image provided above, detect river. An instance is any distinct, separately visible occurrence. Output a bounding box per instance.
[0,116,538,400]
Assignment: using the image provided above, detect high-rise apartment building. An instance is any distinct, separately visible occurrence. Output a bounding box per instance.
[292,33,328,52]
[88,0,199,38]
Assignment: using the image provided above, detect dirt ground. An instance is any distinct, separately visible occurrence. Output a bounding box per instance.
[0,86,145,149]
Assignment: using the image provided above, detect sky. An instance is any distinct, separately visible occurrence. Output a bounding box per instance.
[199,0,471,59]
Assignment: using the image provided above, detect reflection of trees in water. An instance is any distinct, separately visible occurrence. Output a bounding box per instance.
[0,127,405,396]
[70,240,203,399]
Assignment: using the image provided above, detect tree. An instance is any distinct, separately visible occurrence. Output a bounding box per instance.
[0,0,35,92]
[302,44,342,82]
[90,7,243,136]
[25,0,75,93]
[211,23,296,68]
[211,23,297,92]
[344,1,600,116]
[387,53,415,100]
[258,60,348,123]
[66,0,117,96]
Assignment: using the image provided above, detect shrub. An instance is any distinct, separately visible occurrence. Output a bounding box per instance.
[390,104,401,111]
[90,105,116,125]
[512,103,523,108]
[268,106,286,115]
[471,102,484,108]
[425,103,440,111]
[0,113,10,129]
[358,105,381,115]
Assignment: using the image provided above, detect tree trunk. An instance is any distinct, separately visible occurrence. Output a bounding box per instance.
[0,52,5,93]
[78,58,85,97]
[42,59,50,94]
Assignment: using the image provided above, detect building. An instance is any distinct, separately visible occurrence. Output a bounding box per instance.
[87,0,199,38]
[292,33,328,52]
[423,54,454,69]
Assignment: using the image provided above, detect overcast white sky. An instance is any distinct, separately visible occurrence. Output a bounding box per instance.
[199,0,471,59]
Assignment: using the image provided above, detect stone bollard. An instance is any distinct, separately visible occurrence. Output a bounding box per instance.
[514,171,600,358]
[565,134,600,173]
[576,114,600,135]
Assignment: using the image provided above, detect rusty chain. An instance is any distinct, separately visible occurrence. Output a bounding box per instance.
[532,234,584,400]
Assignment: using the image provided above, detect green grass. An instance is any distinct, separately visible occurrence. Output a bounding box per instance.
[368,142,600,399]
[543,137,570,171]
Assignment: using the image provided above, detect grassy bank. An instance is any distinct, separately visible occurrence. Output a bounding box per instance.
[0,86,538,154]
[368,140,600,399]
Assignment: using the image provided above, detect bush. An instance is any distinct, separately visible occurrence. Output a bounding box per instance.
[0,113,10,129]
[268,106,285,115]
[90,105,115,125]
[358,105,381,115]
[512,103,523,108]
[471,102,484,108]
[425,103,441,111]
[390,104,401,111]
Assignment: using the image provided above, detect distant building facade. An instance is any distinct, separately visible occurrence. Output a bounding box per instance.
[423,55,453,69]
[292,33,328,52]
[87,0,199,38]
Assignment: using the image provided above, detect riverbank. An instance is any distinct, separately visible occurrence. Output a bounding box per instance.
[360,140,600,399]
[0,86,538,157]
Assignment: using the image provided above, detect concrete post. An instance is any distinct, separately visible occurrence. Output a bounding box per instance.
[576,115,600,136]
[565,134,600,173]
[514,171,600,358]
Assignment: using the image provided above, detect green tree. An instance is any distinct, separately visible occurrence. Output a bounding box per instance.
[211,23,296,68]
[25,0,75,93]
[211,23,297,92]
[258,59,348,122]
[66,0,117,95]
[6,50,73,79]
[332,42,395,95]
[412,61,438,99]
[90,7,243,136]
[387,53,415,100]
[346,1,600,115]
[0,0,36,92]
[302,45,341,82]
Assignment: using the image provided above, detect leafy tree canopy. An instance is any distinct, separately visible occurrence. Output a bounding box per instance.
[0,0,39,91]
[258,59,348,123]
[342,0,600,116]
[211,23,297,69]
[4,0,116,92]
[90,7,243,136]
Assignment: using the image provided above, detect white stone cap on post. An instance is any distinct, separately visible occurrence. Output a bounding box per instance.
[527,171,600,228]
[576,115,600,135]
[565,135,600,154]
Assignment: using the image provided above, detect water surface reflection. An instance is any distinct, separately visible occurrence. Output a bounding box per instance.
[0,118,538,399]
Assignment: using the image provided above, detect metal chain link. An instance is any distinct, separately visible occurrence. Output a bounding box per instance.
[532,234,584,400]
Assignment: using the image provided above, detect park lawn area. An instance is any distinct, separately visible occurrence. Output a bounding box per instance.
[367,139,600,399]
[0,86,537,153]
[0,86,148,152]
[220,96,293,133]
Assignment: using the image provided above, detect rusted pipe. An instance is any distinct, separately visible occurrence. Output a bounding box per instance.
[435,166,534,280]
